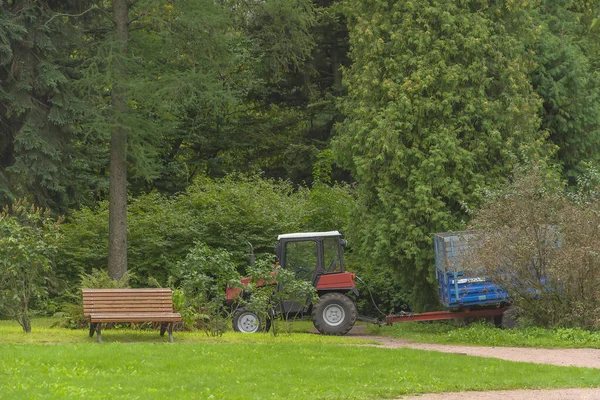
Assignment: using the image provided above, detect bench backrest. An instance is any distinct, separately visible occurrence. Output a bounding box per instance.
[82,288,176,316]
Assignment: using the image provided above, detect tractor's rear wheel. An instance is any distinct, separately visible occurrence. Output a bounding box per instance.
[312,293,357,335]
[232,308,271,333]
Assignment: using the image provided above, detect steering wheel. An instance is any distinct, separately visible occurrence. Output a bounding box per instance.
[288,261,309,275]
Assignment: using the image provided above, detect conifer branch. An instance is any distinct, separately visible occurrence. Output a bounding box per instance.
[44,5,102,27]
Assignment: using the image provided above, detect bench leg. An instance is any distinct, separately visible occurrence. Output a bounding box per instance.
[89,323,96,337]
[96,323,102,343]
[160,323,167,337]
[168,322,174,343]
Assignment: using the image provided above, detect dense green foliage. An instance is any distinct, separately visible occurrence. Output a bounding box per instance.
[2,0,600,321]
[169,243,240,335]
[0,201,62,331]
[530,1,600,181]
[58,174,354,289]
[242,258,318,335]
[336,0,548,310]
[0,1,80,209]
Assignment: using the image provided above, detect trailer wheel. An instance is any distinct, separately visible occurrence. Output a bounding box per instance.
[312,293,357,335]
[232,308,271,333]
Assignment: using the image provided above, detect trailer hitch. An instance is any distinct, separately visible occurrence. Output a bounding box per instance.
[356,315,384,326]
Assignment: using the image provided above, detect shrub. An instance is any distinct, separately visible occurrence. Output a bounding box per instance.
[179,174,305,267]
[298,181,355,233]
[59,193,195,288]
[466,166,600,329]
[58,174,356,289]
[169,242,240,336]
[241,257,317,336]
[351,261,409,316]
[0,200,63,332]
[80,268,133,289]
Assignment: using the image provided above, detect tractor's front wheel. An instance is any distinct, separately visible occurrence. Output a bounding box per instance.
[232,308,271,333]
[312,293,357,335]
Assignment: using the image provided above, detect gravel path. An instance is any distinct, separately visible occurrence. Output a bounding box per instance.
[343,326,600,399]
[400,388,600,400]
[345,325,600,369]
[355,335,600,369]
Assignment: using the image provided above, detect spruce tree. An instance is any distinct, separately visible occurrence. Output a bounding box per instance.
[0,1,80,209]
[529,0,600,181]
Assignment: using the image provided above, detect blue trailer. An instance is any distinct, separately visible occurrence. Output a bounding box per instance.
[385,231,508,325]
[434,231,509,308]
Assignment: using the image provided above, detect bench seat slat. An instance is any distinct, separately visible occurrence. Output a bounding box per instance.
[84,303,173,308]
[82,292,173,296]
[84,305,174,309]
[84,308,174,313]
[83,300,174,306]
[83,293,171,299]
[84,299,173,307]
[84,301,173,304]
[83,292,173,296]
[84,304,174,308]
[89,313,182,323]
[83,293,173,297]
[83,289,172,292]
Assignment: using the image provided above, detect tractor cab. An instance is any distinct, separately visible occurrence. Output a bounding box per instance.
[275,231,348,285]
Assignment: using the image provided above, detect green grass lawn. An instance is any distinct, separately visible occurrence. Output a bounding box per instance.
[0,318,599,399]
[0,318,372,345]
[367,320,600,348]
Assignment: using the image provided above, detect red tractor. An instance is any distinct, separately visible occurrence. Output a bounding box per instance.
[226,231,359,335]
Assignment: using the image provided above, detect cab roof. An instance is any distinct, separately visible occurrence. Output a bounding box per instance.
[277,231,341,240]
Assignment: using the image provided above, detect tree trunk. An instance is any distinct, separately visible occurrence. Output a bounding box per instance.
[108,0,129,280]
[21,314,31,333]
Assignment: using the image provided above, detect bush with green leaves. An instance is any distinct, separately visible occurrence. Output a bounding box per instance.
[298,181,354,233]
[0,201,63,332]
[180,174,354,267]
[241,257,317,336]
[59,192,196,288]
[80,268,133,289]
[179,175,303,268]
[58,174,355,289]
[350,259,409,316]
[169,242,240,336]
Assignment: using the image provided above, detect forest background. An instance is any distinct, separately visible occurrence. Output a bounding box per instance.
[1,0,600,323]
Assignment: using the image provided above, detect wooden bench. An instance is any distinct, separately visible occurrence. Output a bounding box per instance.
[82,288,182,343]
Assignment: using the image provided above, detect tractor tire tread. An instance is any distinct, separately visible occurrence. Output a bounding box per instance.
[312,292,357,336]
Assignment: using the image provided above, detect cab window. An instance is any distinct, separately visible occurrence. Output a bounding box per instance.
[323,237,341,273]
[285,240,317,281]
